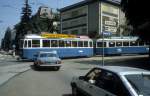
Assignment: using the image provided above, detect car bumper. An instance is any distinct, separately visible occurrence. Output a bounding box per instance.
[34,64,62,67]
[37,64,62,67]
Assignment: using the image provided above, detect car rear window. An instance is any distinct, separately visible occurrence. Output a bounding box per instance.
[40,53,57,57]
[125,74,150,96]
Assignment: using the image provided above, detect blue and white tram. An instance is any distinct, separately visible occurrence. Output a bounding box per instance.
[95,37,149,55]
[19,34,93,60]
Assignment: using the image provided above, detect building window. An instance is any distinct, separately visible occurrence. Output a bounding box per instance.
[81,28,87,35]
[63,31,68,34]
[71,10,79,17]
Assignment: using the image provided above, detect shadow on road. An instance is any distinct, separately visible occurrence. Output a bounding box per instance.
[62,94,72,96]
[30,65,59,71]
[75,56,150,70]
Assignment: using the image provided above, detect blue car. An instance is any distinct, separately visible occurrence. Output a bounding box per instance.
[33,51,61,71]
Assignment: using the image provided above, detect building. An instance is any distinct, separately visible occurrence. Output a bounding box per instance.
[60,0,125,38]
[37,6,53,19]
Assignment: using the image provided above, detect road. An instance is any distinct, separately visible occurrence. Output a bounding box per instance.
[0,55,149,96]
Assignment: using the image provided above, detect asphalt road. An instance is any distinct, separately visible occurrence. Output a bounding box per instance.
[0,55,149,96]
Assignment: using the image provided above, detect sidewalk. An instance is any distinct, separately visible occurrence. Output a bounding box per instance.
[0,64,31,87]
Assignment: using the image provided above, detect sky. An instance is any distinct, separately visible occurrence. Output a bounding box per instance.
[0,0,84,44]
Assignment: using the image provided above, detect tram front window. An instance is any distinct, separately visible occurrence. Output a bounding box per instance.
[28,40,31,48]
[97,42,106,47]
[90,41,93,47]
[24,40,27,48]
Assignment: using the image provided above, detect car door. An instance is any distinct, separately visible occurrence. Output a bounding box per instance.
[75,68,102,96]
[94,70,117,96]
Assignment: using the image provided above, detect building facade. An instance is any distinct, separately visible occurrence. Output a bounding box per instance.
[60,0,125,37]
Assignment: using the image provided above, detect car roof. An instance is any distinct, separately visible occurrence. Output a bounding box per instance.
[96,66,150,75]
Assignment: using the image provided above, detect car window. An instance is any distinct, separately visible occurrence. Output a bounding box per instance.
[47,53,57,57]
[125,74,150,96]
[85,68,102,83]
[40,53,47,57]
[95,71,116,93]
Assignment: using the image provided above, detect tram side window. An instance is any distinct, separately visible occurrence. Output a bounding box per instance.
[65,41,71,47]
[78,41,84,47]
[43,40,50,47]
[32,40,40,47]
[109,42,115,47]
[130,41,138,46]
[97,42,102,47]
[123,42,129,46]
[24,40,27,48]
[51,40,58,47]
[84,41,88,47]
[59,40,65,47]
[28,40,31,48]
[72,41,77,47]
[116,42,122,47]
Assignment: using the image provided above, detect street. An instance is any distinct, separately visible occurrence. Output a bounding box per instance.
[0,54,149,96]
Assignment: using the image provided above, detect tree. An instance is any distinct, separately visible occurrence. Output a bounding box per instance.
[2,27,12,51]
[15,0,32,52]
[121,0,150,41]
[121,0,150,57]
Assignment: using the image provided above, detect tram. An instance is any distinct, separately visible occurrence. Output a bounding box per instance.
[95,37,149,55]
[19,34,93,60]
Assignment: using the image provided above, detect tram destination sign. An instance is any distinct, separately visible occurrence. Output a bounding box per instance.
[41,33,76,38]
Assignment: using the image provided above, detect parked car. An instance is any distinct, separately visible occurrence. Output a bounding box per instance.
[71,66,150,96]
[33,51,61,71]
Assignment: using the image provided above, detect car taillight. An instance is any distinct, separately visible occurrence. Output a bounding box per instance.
[38,60,44,64]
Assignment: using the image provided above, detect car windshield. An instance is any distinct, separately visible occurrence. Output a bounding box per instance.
[40,53,57,58]
[125,74,150,96]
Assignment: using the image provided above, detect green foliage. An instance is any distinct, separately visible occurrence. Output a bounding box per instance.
[2,27,12,50]
[121,0,150,41]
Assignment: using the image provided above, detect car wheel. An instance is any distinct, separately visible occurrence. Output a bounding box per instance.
[54,67,60,71]
[72,86,80,96]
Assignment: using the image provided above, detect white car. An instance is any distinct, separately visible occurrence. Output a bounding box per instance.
[33,51,61,71]
[71,66,150,96]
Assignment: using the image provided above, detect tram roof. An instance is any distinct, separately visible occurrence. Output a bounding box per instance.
[97,37,138,41]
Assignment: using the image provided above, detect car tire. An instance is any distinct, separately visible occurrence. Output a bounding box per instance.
[72,86,80,96]
[54,67,60,71]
